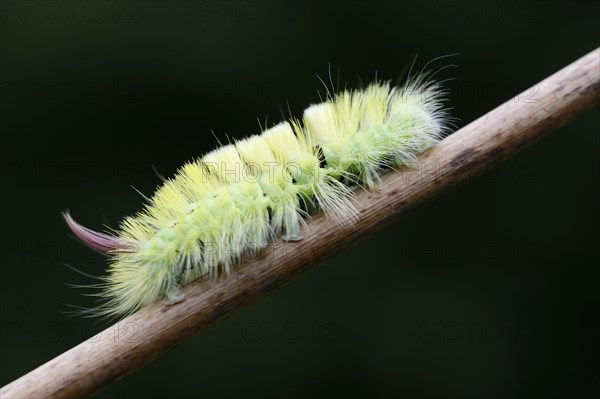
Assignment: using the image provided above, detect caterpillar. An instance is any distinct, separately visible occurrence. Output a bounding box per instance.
[64,69,451,318]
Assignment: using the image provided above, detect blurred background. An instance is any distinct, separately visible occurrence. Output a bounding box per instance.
[1,0,598,397]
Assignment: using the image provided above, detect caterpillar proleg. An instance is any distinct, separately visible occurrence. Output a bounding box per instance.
[65,71,451,318]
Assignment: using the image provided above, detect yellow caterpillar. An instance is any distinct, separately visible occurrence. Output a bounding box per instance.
[65,73,450,318]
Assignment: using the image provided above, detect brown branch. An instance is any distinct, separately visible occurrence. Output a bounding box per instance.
[2,47,598,399]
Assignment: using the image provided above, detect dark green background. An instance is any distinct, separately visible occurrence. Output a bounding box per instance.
[1,0,598,398]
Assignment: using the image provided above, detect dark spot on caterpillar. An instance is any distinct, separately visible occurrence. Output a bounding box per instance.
[292,178,297,184]
[340,174,356,187]
[175,272,183,285]
[315,145,327,167]
[297,194,309,214]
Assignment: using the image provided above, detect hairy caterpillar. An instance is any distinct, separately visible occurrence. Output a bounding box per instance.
[65,69,451,318]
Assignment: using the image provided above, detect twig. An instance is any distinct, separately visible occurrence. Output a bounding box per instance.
[2,47,598,399]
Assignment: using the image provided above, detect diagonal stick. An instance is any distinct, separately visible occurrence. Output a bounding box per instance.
[2,47,598,399]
